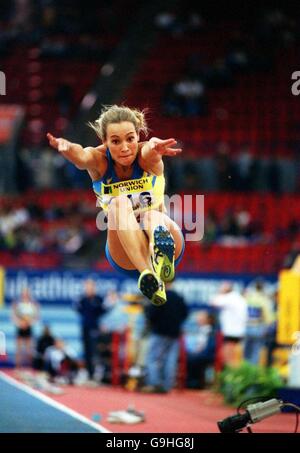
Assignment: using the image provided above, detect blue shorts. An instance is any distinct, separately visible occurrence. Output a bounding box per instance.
[105,231,185,278]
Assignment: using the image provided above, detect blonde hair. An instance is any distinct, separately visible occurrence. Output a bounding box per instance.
[89,105,149,141]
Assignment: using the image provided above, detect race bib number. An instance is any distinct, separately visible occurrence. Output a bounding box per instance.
[100,177,156,212]
[127,191,155,211]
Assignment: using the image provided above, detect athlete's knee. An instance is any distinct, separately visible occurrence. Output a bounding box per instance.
[141,209,152,225]
[108,195,133,216]
[142,209,164,229]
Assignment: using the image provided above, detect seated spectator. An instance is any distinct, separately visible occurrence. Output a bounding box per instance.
[44,338,79,384]
[185,311,216,389]
[162,82,182,117]
[208,58,234,88]
[33,324,55,371]
[154,11,177,32]
[225,33,250,74]
[173,76,208,116]
[0,202,30,251]
[215,142,235,191]
[202,209,218,247]
[218,210,239,241]
[185,53,210,81]
[235,145,259,191]
[56,83,73,117]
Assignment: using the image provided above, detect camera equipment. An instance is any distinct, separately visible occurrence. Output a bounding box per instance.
[218,398,283,433]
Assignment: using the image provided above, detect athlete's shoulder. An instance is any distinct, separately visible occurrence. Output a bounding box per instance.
[94,144,108,156]
[84,145,108,180]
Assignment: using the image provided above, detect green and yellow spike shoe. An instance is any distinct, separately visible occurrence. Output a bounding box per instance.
[138,269,166,306]
[151,225,175,283]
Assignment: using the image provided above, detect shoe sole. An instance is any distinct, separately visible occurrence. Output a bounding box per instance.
[153,226,175,282]
[138,271,166,306]
[152,293,167,306]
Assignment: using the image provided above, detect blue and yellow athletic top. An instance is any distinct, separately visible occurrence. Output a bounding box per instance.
[92,149,165,216]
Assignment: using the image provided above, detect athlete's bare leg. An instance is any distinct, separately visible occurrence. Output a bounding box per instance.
[141,209,184,260]
[107,196,151,273]
[107,202,184,272]
[107,200,184,305]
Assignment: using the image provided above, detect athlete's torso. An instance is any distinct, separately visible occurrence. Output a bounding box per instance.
[15,301,37,320]
[92,149,165,215]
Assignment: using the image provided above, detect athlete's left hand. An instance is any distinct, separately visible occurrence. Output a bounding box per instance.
[149,137,182,156]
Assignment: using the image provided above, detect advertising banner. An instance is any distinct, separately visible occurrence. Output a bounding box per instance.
[4,269,277,308]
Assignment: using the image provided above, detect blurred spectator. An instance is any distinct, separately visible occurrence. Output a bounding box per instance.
[235,145,259,191]
[185,52,209,80]
[154,7,204,35]
[11,0,33,32]
[219,209,239,238]
[73,278,105,382]
[163,75,208,117]
[18,147,68,190]
[162,82,182,117]
[257,8,296,49]
[265,289,279,367]
[244,279,275,365]
[11,287,40,368]
[33,324,55,371]
[41,3,57,32]
[235,209,252,237]
[202,209,218,247]
[286,218,299,241]
[208,58,234,88]
[215,142,235,191]
[0,195,102,258]
[173,76,207,116]
[18,222,44,253]
[185,311,216,389]
[57,223,85,254]
[44,338,79,384]
[184,159,202,189]
[154,11,177,32]
[0,202,30,250]
[101,290,146,384]
[225,33,250,74]
[267,157,281,194]
[210,282,247,368]
[183,10,204,33]
[100,290,128,333]
[56,83,73,117]
[141,284,188,393]
[283,242,300,269]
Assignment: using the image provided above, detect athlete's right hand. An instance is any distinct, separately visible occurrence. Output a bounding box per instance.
[47,132,71,152]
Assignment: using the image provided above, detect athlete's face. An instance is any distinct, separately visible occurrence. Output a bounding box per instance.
[105,121,139,166]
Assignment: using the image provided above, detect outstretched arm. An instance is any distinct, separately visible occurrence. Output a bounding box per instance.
[139,137,182,175]
[47,133,105,171]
